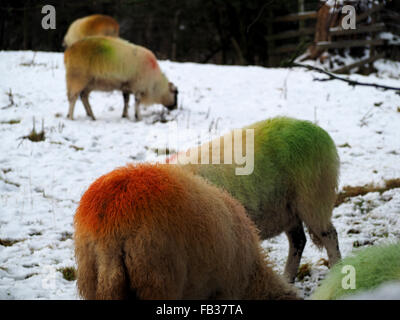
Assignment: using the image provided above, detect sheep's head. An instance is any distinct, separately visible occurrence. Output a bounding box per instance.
[162,82,178,111]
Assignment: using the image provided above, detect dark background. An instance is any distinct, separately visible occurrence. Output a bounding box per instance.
[0,0,399,66]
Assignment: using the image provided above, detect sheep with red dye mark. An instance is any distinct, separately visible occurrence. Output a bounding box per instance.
[74,164,299,300]
[170,117,341,282]
[64,36,178,121]
[63,14,119,48]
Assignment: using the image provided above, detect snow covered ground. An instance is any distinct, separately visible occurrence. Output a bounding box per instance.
[0,51,399,299]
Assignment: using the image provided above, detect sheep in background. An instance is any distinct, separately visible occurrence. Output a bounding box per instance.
[64,36,178,121]
[63,14,119,48]
[170,117,341,282]
[74,163,299,300]
[312,242,400,300]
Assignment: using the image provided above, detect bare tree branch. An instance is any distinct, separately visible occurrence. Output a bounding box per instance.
[291,63,400,94]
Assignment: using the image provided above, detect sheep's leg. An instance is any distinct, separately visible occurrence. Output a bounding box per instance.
[95,244,130,300]
[80,89,96,121]
[319,223,341,267]
[122,92,130,118]
[134,97,142,121]
[67,94,79,120]
[75,238,98,299]
[284,219,306,283]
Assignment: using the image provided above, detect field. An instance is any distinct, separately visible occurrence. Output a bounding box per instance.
[0,51,399,299]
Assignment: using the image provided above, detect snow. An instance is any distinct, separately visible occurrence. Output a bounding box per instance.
[0,50,399,299]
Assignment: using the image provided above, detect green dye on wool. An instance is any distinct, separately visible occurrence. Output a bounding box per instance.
[190,117,339,220]
[312,243,400,300]
[92,38,115,59]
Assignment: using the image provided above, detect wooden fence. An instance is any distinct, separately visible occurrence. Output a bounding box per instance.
[266,2,389,73]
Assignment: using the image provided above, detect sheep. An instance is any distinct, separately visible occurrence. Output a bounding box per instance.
[312,242,400,300]
[63,14,119,48]
[74,163,299,300]
[170,116,341,283]
[64,36,178,121]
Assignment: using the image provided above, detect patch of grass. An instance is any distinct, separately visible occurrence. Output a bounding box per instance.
[0,175,20,188]
[297,263,312,281]
[19,118,45,143]
[69,145,84,151]
[354,198,377,215]
[347,228,361,235]
[146,146,176,156]
[0,119,21,125]
[338,142,351,148]
[374,102,383,107]
[59,232,73,241]
[29,231,42,237]
[353,240,374,248]
[316,258,329,268]
[335,178,400,207]
[22,263,39,268]
[58,267,76,281]
[0,238,23,247]
[397,107,400,113]
[385,178,400,189]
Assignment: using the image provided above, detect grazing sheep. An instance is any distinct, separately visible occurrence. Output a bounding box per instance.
[74,163,299,300]
[312,242,400,300]
[171,117,341,282]
[63,14,119,48]
[64,36,178,121]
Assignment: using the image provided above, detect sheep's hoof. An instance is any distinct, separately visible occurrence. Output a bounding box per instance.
[67,115,73,120]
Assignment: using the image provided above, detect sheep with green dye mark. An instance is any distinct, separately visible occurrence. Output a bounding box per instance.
[312,242,400,300]
[170,117,342,282]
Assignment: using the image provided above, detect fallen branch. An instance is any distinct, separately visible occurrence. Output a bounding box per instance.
[290,63,400,94]
[335,178,400,207]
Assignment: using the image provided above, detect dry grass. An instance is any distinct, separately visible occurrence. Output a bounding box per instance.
[297,263,312,281]
[0,175,20,188]
[0,238,23,247]
[335,178,400,207]
[1,89,16,110]
[69,145,84,151]
[0,119,21,125]
[316,258,329,268]
[58,267,76,281]
[19,118,45,143]
[59,232,73,241]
